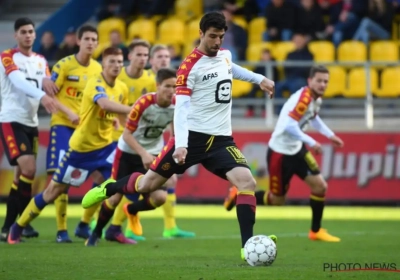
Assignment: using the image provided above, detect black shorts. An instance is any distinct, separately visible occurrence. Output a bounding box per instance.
[0,122,39,166]
[150,131,249,180]
[112,148,155,180]
[267,144,320,196]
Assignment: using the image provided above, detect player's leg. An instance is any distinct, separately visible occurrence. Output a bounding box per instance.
[0,123,39,240]
[297,149,340,242]
[161,175,195,238]
[8,180,69,244]
[204,141,277,260]
[86,145,137,246]
[75,170,104,240]
[0,167,20,241]
[46,125,74,243]
[8,148,95,244]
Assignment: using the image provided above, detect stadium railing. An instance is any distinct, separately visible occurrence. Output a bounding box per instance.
[40,60,399,131]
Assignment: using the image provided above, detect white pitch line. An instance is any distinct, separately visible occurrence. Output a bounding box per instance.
[1,231,397,244]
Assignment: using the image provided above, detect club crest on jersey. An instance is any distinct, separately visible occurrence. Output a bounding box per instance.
[67,75,80,82]
[203,72,218,81]
[225,58,231,66]
[38,62,43,69]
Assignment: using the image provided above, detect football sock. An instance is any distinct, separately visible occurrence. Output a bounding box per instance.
[126,195,157,215]
[54,188,69,231]
[81,203,101,224]
[236,191,256,247]
[94,200,116,236]
[91,183,101,220]
[105,172,144,196]
[255,190,266,205]
[163,188,176,230]
[111,196,131,226]
[2,183,19,230]
[310,193,325,232]
[17,174,34,215]
[17,192,47,227]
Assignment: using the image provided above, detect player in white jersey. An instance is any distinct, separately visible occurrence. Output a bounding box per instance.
[86,68,178,244]
[0,17,57,241]
[82,12,275,260]
[225,65,344,242]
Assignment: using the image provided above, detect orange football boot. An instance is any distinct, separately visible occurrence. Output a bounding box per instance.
[123,203,143,236]
[223,186,238,211]
[309,228,340,242]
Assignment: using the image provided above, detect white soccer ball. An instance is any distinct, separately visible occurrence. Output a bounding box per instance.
[243,235,277,266]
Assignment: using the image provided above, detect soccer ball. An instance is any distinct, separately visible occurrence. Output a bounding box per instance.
[243,235,277,266]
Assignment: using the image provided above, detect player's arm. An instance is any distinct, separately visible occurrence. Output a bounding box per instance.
[42,60,58,96]
[174,68,194,150]
[94,86,131,114]
[54,98,80,125]
[284,97,317,147]
[123,102,154,169]
[310,115,344,147]
[232,63,274,97]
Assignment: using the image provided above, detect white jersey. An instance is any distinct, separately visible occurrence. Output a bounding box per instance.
[175,48,233,136]
[119,93,175,155]
[0,48,48,127]
[269,87,322,155]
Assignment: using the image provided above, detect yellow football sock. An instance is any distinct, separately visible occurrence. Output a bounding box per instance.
[17,199,41,227]
[81,202,101,224]
[163,193,177,230]
[111,195,130,226]
[54,193,68,231]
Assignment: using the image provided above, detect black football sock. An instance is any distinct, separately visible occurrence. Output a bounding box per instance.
[255,190,267,205]
[2,187,19,230]
[236,192,256,247]
[94,201,115,236]
[126,195,156,215]
[310,193,325,232]
[17,174,34,215]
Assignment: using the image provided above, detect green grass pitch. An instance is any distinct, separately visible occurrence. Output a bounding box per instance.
[0,204,399,280]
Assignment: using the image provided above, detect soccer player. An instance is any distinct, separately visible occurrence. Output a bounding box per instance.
[47,25,102,243]
[224,65,343,242]
[82,12,276,260]
[0,17,57,242]
[87,68,181,245]
[7,47,132,244]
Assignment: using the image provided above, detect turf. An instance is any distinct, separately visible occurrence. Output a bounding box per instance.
[1,205,400,280]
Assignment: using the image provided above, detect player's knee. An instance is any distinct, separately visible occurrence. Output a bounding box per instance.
[164,174,177,188]
[311,179,327,196]
[150,190,167,207]
[43,182,67,203]
[17,155,36,176]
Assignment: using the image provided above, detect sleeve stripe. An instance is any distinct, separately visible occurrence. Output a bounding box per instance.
[288,112,301,121]
[288,87,312,121]
[176,87,192,96]
[1,49,19,76]
[125,94,155,131]
[93,93,108,103]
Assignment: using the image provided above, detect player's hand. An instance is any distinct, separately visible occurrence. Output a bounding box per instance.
[259,78,275,99]
[41,95,58,114]
[113,118,120,130]
[329,135,344,148]
[173,147,187,165]
[42,77,58,97]
[68,113,80,125]
[141,153,155,170]
[311,142,322,155]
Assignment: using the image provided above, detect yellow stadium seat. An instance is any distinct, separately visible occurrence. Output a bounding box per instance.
[97,17,126,44]
[344,68,378,98]
[376,67,400,98]
[127,19,156,44]
[183,43,196,58]
[337,41,367,63]
[272,41,295,61]
[186,18,201,47]
[324,66,346,98]
[308,41,335,62]
[174,0,203,22]
[232,79,252,98]
[246,42,274,62]
[233,16,247,30]
[158,18,185,45]
[248,17,266,44]
[370,40,399,62]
